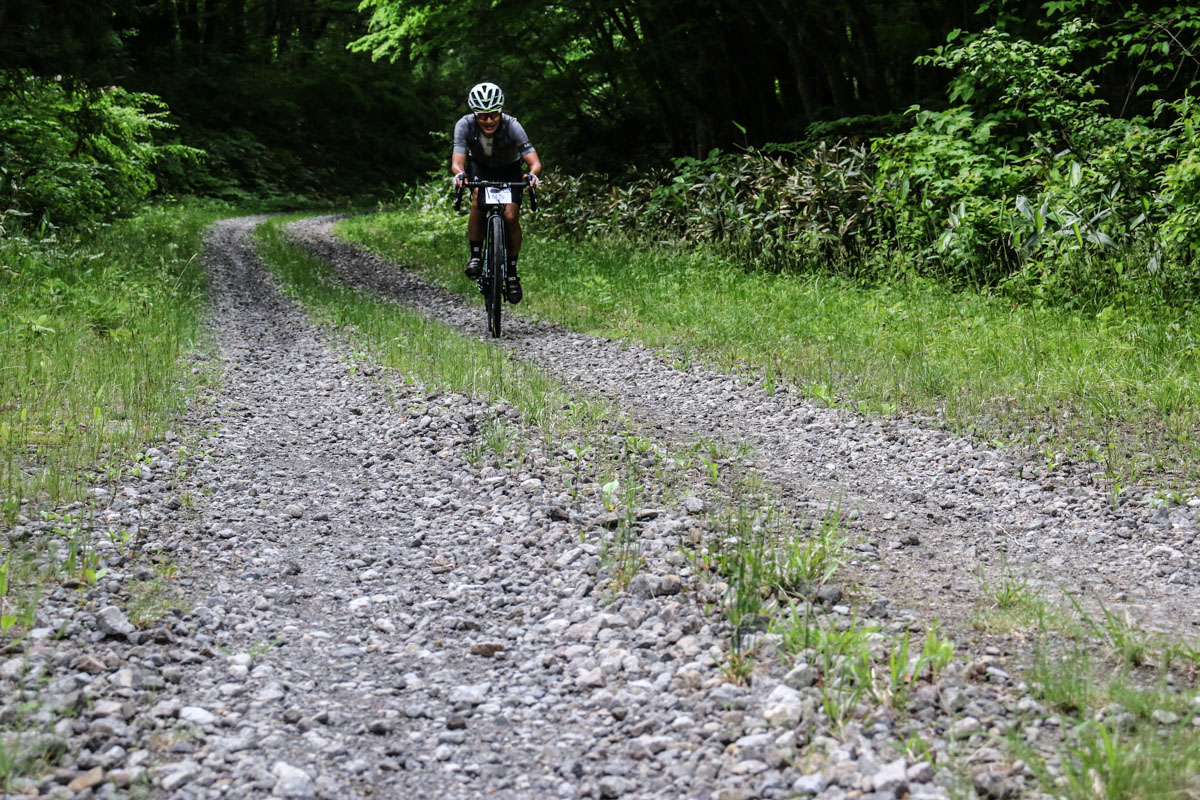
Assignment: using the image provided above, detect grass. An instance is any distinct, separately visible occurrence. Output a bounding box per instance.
[128,566,188,628]
[972,557,1065,635]
[0,199,232,524]
[1019,636,1200,799]
[973,560,1200,798]
[336,201,1200,492]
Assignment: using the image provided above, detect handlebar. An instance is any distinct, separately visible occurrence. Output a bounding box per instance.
[454,178,538,213]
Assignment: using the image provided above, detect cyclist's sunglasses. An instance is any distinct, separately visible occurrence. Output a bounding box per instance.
[475,110,501,121]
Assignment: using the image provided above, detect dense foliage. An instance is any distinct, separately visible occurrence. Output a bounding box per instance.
[1,0,444,207]
[0,71,200,228]
[353,0,970,168]
[497,13,1200,311]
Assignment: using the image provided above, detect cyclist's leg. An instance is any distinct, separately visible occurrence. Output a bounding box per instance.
[503,203,521,260]
[501,203,523,304]
[490,161,524,260]
[464,161,485,278]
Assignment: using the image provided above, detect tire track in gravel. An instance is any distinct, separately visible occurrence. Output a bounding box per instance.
[286,215,1200,642]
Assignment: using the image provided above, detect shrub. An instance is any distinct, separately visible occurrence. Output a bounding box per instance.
[0,70,201,228]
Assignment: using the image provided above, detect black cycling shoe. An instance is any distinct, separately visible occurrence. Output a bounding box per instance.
[464,257,482,279]
[505,275,522,304]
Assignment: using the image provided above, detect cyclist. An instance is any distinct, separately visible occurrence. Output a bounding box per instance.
[450,81,542,304]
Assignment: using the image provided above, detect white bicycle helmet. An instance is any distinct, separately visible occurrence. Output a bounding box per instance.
[467,82,504,113]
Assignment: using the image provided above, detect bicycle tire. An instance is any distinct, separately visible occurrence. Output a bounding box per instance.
[487,214,505,338]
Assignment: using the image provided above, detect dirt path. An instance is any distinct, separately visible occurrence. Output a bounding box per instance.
[3,216,1198,800]
[288,216,1200,642]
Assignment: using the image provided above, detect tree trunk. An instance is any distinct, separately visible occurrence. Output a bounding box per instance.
[228,0,246,54]
[180,0,200,47]
[845,0,890,112]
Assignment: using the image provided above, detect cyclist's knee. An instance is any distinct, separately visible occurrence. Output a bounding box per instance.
[503,205,520,224]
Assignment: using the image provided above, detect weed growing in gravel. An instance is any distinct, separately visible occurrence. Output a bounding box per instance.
[338,208,1200,489]
[786,504,846,588]
[1030,639,1097,714]
[1016,665,1200,800]
[680,492,849,687]
[882,630,918,708]
[717,646,755,686]
[978,556,1028,610]
[1024,623,1200,792]
[0,744,14,794]
[1067,594,1156,669]
[0,727,62,793]
[972,558,1059,634]
[814,619,879,728]
[1055,721,1200,800]
[596,472,648,592]
[128,563,188,628]
[0,660,76,790]
[876,624,956,709]
[0,556,36,639]
[918,623,955,678]
[771,598,817,656]
[482,418,521,462]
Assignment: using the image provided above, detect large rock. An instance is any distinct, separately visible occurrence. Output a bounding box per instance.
[272,761,316,798]
[96,606,134,637]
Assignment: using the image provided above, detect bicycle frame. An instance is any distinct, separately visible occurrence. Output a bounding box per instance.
[454,177,537,338]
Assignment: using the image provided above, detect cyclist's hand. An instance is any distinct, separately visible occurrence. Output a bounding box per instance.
[526,173,540,189]
[453,173,467,189]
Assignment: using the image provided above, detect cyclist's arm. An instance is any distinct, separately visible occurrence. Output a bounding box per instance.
[522,150,542,187]
[451,153,468,186]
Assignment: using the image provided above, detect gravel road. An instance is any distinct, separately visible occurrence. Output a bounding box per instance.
[3,215,1198,800]
[288,216,1200,640]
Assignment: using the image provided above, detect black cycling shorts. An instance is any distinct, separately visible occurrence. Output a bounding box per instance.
[467,160,525,207]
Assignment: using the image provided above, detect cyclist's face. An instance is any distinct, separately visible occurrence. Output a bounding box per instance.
[475,110,501,134]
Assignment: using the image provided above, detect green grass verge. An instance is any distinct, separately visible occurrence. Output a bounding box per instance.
[0,199,233,523]
[335,204,1200,493]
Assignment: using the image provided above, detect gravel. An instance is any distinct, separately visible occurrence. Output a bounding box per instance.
[1,215,1196,799]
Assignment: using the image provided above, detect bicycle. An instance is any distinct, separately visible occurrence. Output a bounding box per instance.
[454,177,537,338]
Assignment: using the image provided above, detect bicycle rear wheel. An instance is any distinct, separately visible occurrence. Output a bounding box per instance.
[486,215,505,338]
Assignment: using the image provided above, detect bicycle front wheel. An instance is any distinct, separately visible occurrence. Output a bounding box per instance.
[487,214,505,338]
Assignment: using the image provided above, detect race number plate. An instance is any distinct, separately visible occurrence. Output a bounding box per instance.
[484,186,513,204]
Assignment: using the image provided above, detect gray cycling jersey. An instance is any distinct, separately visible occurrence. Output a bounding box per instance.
[453,113,535,169]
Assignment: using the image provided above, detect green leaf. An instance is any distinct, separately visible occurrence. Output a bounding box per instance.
[1015,194,1034,220]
